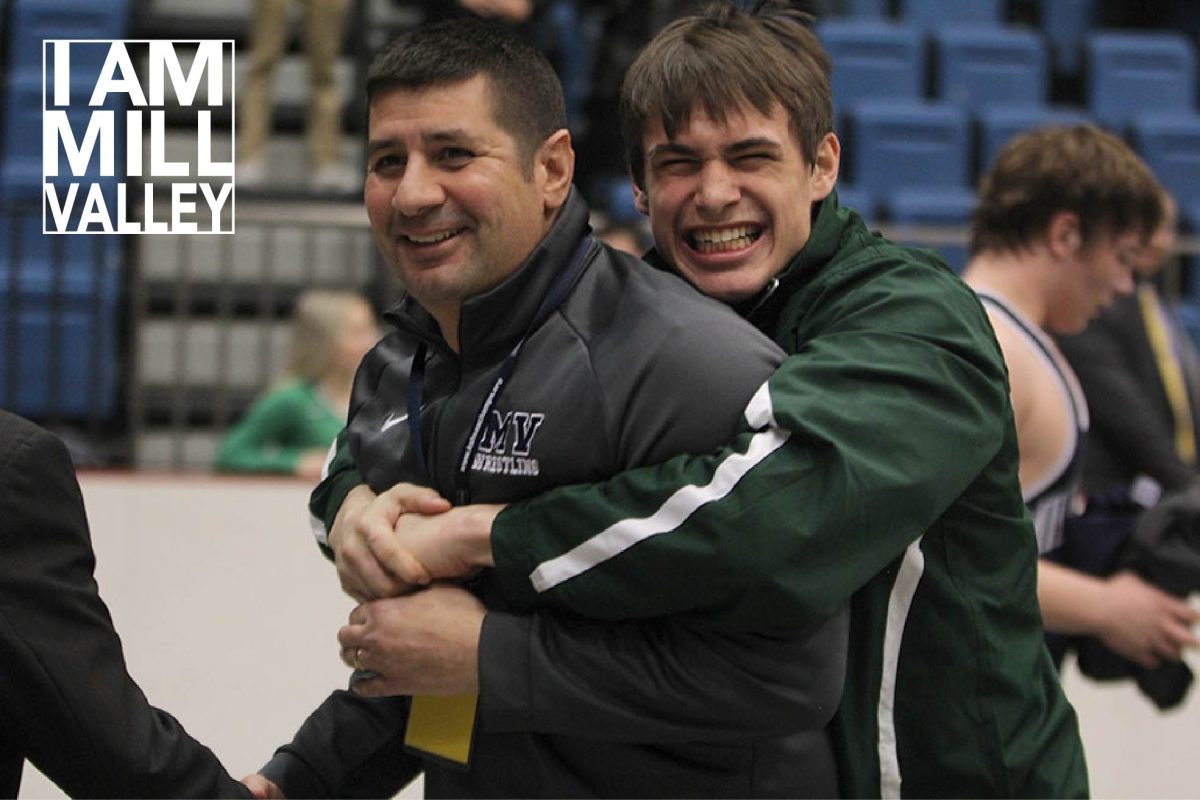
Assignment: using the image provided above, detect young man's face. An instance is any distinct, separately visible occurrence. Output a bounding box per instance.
[363,75,562,328]
[634,102,838,302]
[1135,202,1177,279]
[1048,229,1141,333]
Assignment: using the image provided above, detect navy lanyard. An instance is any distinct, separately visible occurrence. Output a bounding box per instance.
[406,234,595,504]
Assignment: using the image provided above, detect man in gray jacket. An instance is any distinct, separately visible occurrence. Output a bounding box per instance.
[248,17,846,799]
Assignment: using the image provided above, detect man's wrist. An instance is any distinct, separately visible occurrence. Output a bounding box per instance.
[459,504,501,568]
[329,484,374,553]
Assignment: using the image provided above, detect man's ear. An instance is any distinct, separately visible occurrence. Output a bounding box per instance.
[809,132,840,201]
[632,180,650,216]
[1047,211,1083,258]
[537,129,575,211]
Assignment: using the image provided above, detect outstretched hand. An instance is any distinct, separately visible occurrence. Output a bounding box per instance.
[242,774,284,799]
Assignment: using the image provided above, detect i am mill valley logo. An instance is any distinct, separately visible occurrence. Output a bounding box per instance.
[42,40,235,234]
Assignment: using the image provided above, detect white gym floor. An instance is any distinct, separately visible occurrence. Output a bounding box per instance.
[16,474,1200,799]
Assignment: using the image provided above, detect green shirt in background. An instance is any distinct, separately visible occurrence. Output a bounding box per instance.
[215,381,343,475]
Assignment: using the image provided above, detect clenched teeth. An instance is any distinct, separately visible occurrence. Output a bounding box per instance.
[688,225,762,253]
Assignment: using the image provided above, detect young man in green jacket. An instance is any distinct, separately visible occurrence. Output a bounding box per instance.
[314,2,1089,796]
[251,13,846,799]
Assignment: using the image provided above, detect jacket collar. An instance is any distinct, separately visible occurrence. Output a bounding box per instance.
[385,188,592,360]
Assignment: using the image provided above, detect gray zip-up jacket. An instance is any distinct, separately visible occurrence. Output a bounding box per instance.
[270,190,848,798]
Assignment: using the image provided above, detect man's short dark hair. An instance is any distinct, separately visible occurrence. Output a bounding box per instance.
[970,125,1164,256]
[620,0,832,188]
[365,18,567,165]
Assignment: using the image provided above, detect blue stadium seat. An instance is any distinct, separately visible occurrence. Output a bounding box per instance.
[7,0,129,74]
[846,100,972,213]
[817,19,925,113]
[605,177,640,224]
[933,26,1049,111]
[2,71,127,201]
[1086,31,1198,130]
[1,1,128,420]
[1185,200,1200,233]
[977,105,1091,172]
[831,184,877,224]
[4,31,128,202]
[0,211,121,418]
[843,0,889,18]
[887,186,975,271]
[896,0,1004,29]
[1131,112,1200,212]
[1040,0,1098,75]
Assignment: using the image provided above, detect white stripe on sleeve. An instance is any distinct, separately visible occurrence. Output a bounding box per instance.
[311,438,340,548]
[528,380,789,593]
[877,535,926,799]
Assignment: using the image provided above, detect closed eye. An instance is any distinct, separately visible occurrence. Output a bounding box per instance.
[734,152,775,166]
[653,157,700,173]
[369,153,403,174]
[437,147,475,166]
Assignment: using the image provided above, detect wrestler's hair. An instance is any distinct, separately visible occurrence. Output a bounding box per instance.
[970,125,1164,256]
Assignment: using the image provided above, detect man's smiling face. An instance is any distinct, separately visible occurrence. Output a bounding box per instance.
[635,102,838,302]
[363,74,556,329]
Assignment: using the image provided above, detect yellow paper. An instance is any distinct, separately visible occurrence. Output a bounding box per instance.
[404,693,479,766]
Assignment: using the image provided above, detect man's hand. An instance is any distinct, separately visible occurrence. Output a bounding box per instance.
[392,504,501,583]
[337,583,486,697]
[1096,571,1200,669]
[330,483,451,601]
[242,774,284,799]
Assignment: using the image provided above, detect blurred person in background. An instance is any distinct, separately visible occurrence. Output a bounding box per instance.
[961,126,1199,673]
[215,289,378,480]
[237,0,356,193]
[1053,190,1200,705]
[1056,191,1200,505]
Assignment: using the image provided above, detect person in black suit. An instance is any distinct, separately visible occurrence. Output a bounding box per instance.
[0,409,250,799]
[1057,191,1200,502]
[1049,190,1200,683]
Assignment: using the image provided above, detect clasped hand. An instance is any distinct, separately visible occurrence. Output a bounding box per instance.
[323,482,502,701]
[329,482,500,602]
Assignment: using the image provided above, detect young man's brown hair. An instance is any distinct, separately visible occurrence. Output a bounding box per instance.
[619,0,833,189]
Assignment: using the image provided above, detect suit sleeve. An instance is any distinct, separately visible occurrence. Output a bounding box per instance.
[490,280,1013,632]
[1057,308,1196,493]
[0,418,250,799]
[259,691,421,798]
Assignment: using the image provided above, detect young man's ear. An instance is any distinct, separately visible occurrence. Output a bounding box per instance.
[632,180,649,215]
[1047,211,1083,258]
[810,132,841,200]
[537,129,575,211]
